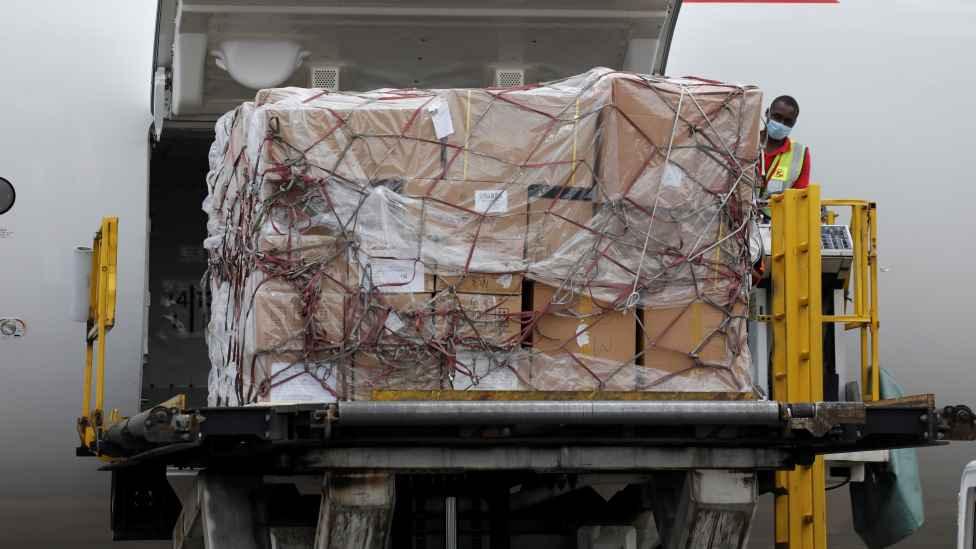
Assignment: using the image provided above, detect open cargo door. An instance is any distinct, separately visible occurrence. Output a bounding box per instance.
[152,0,681,137]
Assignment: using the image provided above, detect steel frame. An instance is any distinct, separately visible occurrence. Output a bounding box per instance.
[99,396,951,543]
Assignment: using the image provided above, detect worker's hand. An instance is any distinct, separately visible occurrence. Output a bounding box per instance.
[751,258,766,286]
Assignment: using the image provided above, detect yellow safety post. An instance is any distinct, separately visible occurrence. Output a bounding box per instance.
[856,204,870,400]
[868,204,880,401]
[771,186,827,549]
[78,217,118,453]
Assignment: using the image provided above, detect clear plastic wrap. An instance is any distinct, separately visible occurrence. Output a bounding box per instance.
[204,68,763,404]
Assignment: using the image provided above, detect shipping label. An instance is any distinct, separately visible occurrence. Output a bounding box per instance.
[474,189,508,214]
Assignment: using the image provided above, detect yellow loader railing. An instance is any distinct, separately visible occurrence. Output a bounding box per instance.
[821,199,880,402]
[75,217,188,460]
[77,217,119,454]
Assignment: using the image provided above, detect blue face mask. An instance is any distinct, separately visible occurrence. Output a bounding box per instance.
[766,119,793,141]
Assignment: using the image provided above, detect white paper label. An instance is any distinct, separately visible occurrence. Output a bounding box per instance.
[269,362,337,403]
[426,97,455,139]
[370,258,426,293]
[452,351,520,391]
[575,323,591,348]
[662,163,684,188]
[385,311,406,332]
[474,190,508,214]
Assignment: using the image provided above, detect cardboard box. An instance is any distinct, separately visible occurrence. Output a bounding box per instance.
[531,284,636,363]
[600,76,675,198]
[443,88,599,184]
[264,93,451,184]
[348,91,602,184]
[346,101,449,182]
[253,353,340,404]
[258,233,347,264]
[251,279,349,353]
[599,76,762,202]
[404,178,528,272]
[351,351,445,400]
[450,350,523,391]
[356,292,436,346]
[433,293,523,348]
[262,86,599,185]
[639,301,750,391]
[527,183,595,265]
[357,253,435,293]
[250,234,354,354]
[522,353,636,391]
[435,273,523,295]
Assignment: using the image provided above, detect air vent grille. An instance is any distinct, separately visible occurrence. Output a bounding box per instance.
[310,66,340,91]
[494,69,525,88]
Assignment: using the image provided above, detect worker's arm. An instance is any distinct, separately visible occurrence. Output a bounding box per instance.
[792,149,812,189]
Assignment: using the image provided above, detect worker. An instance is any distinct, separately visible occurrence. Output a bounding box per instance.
[753,95,811,281]
[762,95,811,196]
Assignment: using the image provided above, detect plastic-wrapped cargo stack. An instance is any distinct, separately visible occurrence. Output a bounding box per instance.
[204,67,763,406]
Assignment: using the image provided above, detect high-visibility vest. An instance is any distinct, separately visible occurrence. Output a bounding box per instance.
[764,138,807,196]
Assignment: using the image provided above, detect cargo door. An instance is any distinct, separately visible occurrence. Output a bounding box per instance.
[152,0,681,135]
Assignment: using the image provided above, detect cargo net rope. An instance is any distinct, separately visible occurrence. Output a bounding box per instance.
[203,67,763,406]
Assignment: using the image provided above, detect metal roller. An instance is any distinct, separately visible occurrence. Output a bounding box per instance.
[335,400,784,426]
[102,406,175,452]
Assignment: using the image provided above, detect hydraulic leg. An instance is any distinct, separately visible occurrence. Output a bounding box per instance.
[652,470,757,549]
[173,473,269,549]
[314,472,395,549]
